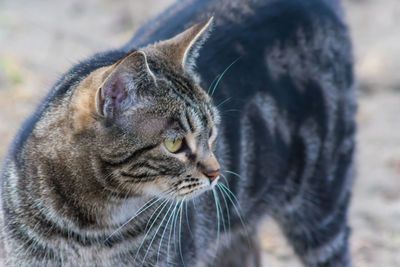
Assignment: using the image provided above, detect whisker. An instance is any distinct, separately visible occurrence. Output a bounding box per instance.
[141,200,174,266]
[134,199,170,263]
[185,201,193,237]
[216,184,231,232]
[192,197,198,210]
[167,200,180,263]
[218,184,241,207]
[220,174,229,186]
[223,170,241,178]
[207,74,220,95]
[222,109,240,112]
[216,97,232,108]
[144,197,170,231]
[215,188,226,234]
[217,184,251,246]
[173,200,184,249]
[212,188,221,254]
[211,57,241,96]
[104,196,160,242]
[179,199,186,267]
[157,201,179,264]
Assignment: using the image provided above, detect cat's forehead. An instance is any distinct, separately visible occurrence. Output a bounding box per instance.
[157,98,216,131]
[144,70,215,123]
[130,88,216,134]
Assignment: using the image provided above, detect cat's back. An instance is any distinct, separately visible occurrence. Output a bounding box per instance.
[126,0,352,104]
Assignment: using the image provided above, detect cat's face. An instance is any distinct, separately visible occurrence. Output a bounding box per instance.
[99,75,221,200]
[72,18,220,200]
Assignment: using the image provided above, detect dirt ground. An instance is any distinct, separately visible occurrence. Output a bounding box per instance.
[0,0,399,266]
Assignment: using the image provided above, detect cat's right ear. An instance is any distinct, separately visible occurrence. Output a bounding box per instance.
[154,17,214,74]
[95,51,155,119]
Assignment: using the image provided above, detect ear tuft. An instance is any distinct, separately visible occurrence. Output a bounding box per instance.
[155,17,214,73]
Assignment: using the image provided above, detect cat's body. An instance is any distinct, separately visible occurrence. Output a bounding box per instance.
[1,0,356,266]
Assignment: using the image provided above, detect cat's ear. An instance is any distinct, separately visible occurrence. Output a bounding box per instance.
[155,17,214,73]
[95,51,155,118]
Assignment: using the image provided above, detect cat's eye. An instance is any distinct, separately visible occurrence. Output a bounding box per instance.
[164,138,183,153]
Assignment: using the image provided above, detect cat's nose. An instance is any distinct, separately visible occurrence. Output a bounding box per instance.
[201,156,220,182]
[205,169,220,182]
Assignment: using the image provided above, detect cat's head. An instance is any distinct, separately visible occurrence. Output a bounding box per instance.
[71,18,220,200]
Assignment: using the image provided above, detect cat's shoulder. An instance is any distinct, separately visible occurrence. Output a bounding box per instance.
[2,50,128,167]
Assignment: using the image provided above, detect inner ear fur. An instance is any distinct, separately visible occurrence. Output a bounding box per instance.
[95,51,155,118]
[71,51,154,130]
[153,17,214,73]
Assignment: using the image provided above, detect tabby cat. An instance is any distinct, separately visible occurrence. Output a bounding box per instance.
[0,0,356,266]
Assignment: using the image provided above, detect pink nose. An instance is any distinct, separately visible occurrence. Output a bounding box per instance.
[204,169,221,182]
[201,155,221,182]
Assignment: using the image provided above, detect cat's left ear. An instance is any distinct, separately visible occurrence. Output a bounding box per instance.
[95,51,155,119]
[155,17,214,74]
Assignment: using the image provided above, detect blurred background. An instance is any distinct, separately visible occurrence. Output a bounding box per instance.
[0,0,399,266]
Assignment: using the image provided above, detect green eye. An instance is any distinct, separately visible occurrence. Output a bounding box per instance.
[164,138,183,153]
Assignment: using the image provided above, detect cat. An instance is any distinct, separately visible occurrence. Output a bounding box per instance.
[0,0,356,266]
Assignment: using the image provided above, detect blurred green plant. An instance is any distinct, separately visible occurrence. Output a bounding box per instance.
[0,56,23,88]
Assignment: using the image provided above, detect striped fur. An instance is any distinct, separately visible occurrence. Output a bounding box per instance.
[1,0,356,266]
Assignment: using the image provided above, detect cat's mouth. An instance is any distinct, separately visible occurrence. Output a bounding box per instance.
[142,175,220,201]
[175,176,220,200]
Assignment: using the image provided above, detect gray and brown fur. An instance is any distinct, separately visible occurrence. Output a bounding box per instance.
[1,0,356,266]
